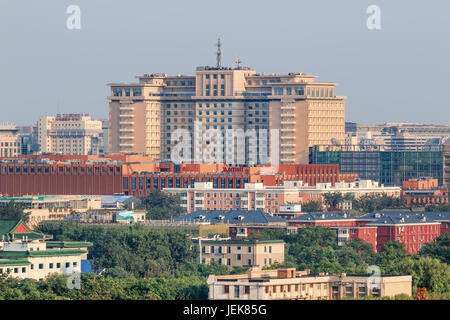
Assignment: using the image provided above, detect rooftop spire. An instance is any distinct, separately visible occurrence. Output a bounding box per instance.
[216,36,222,68]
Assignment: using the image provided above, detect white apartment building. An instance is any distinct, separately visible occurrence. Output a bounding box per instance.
[0,219,90,280]
[37,114,103,155]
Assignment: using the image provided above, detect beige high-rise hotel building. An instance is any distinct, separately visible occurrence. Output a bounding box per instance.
[108,58,346,164]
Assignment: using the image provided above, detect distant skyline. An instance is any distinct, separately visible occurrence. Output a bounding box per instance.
[1,0,449,126]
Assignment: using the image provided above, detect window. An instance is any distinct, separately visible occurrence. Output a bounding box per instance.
[234,286,240,298]
[224,285,229,294]
[274,87,283,95]
[49,263,54,269]
[39,264,44,269]
[65,262,70,268]
[244,286,250,294]
[237,254,241,260]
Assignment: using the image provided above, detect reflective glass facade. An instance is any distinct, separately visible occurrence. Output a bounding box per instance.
[310,148,443,186]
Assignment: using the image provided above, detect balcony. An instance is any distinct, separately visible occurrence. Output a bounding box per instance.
[281,158,295,162]
[280,105,295,110]
[281,128,296,133]
[281,144,295,147]
[119,143,134,147]
[119,121,134,125]
[119,129,134,132]
[119,114,134,118]
[281,121,295,125]
[281,113,295,117]
[281,150,295,155]
[280,136,295,140]
[120,136,134,140]
[119,106,134,111]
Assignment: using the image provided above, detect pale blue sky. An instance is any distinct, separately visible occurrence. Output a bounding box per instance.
[0,0,449,126]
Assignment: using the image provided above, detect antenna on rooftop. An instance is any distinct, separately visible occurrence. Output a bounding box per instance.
[216,36,222,68]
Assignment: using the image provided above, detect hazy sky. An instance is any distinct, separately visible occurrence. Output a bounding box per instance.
[1,0,449,126]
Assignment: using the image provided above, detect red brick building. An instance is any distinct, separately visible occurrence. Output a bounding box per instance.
[0,154,357,198]
[287,212,378,250]
[359,212,445,254]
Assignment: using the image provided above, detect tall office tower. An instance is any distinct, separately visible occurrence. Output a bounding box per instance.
[0,123,21,157]
[108,59,346,164]
[37,114,103,155]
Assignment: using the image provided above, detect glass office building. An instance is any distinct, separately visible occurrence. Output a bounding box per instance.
[310,146,443,186]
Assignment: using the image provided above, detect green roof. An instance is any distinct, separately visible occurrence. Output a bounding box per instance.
[0,260,31,266]
[0,249,87,259]
[13,232,53,240]
[28,249,87,257]
[0,251,28,258]
[46,241,92,248]
[0,220,22,236]
[0,219,51,240]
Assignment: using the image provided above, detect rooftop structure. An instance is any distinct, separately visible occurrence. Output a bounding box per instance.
[173,210,286,225]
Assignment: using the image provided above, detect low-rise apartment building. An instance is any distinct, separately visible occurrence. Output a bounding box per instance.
[165,179,400,214]
[207,267,412,300]
[195,239,284,268]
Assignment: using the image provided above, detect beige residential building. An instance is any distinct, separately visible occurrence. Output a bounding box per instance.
[108,60,346,164]
[207,267,412,300]
[0,123,21,157]
[37,114,103,155]
[195,239,284,268]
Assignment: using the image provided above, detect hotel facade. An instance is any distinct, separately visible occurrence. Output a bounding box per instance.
[108,63,346,165]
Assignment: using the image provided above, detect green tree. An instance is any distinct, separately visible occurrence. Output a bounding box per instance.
[0,201,30,223]
[301,201,322,212]
[376,241,407,275]
[420,232,450,264]
[323,192,343,211]
[137,190,184,220]
[397,256,450,293]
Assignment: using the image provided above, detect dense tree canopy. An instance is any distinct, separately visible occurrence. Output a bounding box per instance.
[135,190,184,220]
[301,201,322,212]
[0,201,29,222]
[1,221,444,300]
[420,232,450,264]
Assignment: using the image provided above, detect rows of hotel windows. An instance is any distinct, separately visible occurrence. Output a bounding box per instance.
[123,176,249,190]
[204,74,226,96]
[0,165,121,175]
[0,261,77,275]
[113,88,142,97]
[273,87,333,97]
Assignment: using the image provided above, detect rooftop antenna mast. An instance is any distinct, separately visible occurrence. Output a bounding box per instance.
[216,36,222,68]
